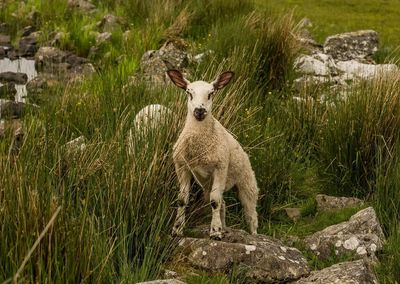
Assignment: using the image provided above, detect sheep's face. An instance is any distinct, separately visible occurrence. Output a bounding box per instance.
[186,81,214,121]
[167,70,234,122]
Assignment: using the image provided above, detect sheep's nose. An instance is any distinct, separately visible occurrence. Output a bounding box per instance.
[194,107,207,121]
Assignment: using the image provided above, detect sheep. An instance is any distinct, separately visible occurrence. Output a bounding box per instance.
[167,69,259,240]
[127,104,171,154]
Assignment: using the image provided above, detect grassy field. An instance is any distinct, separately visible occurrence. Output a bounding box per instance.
[1,0,400,283]
[261,0,400,60]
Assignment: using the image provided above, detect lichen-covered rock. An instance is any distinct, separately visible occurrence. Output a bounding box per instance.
[304,207,385,260]
[336,60,398,80]
[294,53,337,76]
[323,30,379,62]
[177,228,310,283]
[137,280,186,284]
[127,41,189,88]
[96,14,123,32]
[316,194,364,211]
[292,260,378,284]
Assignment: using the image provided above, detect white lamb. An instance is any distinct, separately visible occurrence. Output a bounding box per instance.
[167,69,259,239]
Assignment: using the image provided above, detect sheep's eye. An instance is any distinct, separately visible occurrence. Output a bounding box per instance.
[186,91,193,100]
[208,91,214,100]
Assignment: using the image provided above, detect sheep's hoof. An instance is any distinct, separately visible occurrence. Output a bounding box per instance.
[209,230,223,240]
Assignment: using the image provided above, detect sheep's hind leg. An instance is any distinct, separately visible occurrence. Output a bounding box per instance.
[172,165,191,237]
[238,184,258,235]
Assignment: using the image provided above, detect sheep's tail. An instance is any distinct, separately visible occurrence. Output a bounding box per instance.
[237,170,259,235]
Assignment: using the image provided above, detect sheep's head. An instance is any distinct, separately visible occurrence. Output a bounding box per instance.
[167,69,234,121]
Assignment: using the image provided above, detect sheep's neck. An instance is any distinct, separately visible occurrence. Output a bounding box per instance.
[184,113,216,135]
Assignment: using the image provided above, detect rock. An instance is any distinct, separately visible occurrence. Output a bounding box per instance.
[316,194,364,211]
[19,34,38,57]
[133,104,171,131]
[293,75,347,92]
[35,46,67,67]
[304,207,385,260]
[136,280,186,284]
[336,60,398,80]
[68,0,96,13]
[0,47,6,59]
[22,26,35,37]
[96,14,123,33]
[131,41,189,87]
[292,259,378,284]
[323,30,379,62]
[95,32,112,45]
[64,136,86,155]
[0,82,17,100]
[0,99,26,118]
[0,34,11,47]
[26,73,59,102]
[0,72,28,84]
[176,228,310,283]
[49,31,68,46]
[285,208,302,221]
[294,53,338,76]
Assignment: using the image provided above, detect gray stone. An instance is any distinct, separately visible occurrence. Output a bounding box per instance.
[0,34,11,47]
[323,30,379,62]
[285,208,302,221]
[96,14,123,32]
[131,41,189,87]
[292,260,378,284]
[22,26,35,37]
[26,73,59,102]
[304,207,385,260]
[0,72,28,84]
[336,60,398,80]
[294,53,338,76]
[19,34,38,57]
[68,0,96,13]
[316,194,364,211]
[177,228,310,283]
[0,99,26,118]
[95,32,112,45]
[137,280,186,284]
[64,136,86,154]
[35,46,67,67]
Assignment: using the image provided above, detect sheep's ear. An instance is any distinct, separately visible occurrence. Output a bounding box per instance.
[166,69,190,90]
[212,71,234,90]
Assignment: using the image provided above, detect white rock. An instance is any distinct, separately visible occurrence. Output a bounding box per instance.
[336,60,399,80]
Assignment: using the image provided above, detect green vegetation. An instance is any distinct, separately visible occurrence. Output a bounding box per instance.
[1,0,400,283]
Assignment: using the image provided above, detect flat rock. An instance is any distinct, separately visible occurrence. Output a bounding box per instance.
[292,260,378,284]
[304,207,385,260]
[177,228,310,283]
[336,60,398,80]
[137,280,186,284]
[323,30,379,62]
[316,194,364,211]
[0,72,28,84]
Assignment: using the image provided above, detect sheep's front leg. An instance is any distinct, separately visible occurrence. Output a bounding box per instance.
[172,165,191,237]
[209,168,227,240]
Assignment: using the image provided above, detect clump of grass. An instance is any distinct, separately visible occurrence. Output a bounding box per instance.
[318,73,400,194]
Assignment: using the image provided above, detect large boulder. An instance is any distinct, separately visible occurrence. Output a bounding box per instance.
[292,260,378,284]
[176,228,310,283]
[304,207,385,260]
[323,30,379,62]
[316,194,364,211]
